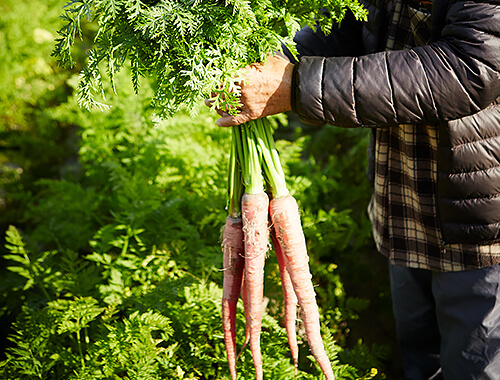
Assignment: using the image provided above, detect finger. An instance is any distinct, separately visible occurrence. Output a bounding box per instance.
[217,112,247,128]
[205,98,226,117]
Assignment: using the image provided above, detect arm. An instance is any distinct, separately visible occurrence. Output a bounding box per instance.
[214,0,500,128]
[213,8,366,127]
[285,7,367,62]
[294,0,500,127]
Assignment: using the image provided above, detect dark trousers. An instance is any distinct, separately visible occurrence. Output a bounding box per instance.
[389,263,500,380]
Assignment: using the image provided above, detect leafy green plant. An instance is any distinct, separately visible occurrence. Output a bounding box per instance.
[0,1,399,378]
[0,96,387,378]
[4,226,55,300]
[1,225,378,379]
[52,0,367,116]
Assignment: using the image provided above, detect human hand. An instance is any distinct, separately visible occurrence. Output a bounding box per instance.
[205,54,294,127]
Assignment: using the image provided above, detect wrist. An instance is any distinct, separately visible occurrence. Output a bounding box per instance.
[272,58,293,114]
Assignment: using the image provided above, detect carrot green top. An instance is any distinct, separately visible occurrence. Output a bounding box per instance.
[52,0,367,118]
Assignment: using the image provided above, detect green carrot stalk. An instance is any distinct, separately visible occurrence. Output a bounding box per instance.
[253,118,289,198]
[227,127,244,217]
[230,118,288,200]
[237,123,265,196]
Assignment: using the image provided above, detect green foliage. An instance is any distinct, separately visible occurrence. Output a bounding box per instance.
[0,1,398,379]
[4,226,56,301]
[52,0,367,117]
[0,0,69,129]
[0,101,387,378]
[89,310,173,379]
[1,226,375,379]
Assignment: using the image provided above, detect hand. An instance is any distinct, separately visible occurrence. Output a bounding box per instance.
[206,54,294,127]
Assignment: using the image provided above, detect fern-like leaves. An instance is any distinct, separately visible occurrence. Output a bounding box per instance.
[52,0,367,116]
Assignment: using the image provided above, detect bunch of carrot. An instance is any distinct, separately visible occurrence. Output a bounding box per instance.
[221,117,335,379]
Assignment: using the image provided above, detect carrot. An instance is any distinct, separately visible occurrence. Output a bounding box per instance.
[223,118,334,379]
[235,273,250,363]
[241,191,269,380]
[271,227,299,376]
[222,215,245,380]
[270,194,335,380]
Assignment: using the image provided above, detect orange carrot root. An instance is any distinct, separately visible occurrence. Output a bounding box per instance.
[271,229,299,377]
[270,195,335,380]
[242,192,270,380]
[236,274,250,362]
[222,216,245,380]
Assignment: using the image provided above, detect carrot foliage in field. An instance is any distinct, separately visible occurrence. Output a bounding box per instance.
[0,101,381,379]
[0,1,393,379]
[52,0,367,117]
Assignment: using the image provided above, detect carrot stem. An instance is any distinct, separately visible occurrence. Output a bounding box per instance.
[239,123,264,195]
[228,127,244,217]
[254,118,288,198]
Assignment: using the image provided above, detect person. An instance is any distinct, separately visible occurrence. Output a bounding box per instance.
[207,0,500,378]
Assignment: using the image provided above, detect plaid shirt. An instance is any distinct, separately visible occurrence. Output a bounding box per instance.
[367,0,500,271]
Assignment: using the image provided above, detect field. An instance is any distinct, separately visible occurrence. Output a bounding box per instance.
[0,1,402,378]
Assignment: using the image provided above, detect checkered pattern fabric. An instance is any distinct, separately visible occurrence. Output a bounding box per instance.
[368,0,500,271]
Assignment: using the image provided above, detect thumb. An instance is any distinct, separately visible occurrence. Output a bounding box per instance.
[216,112,248,128]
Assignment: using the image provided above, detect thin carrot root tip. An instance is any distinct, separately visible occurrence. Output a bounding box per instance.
[236,275,250,362]
[222,192,334,379]
[241,192,269,380]
[270,195,335,380]
[222,216,245,380]
[271,228,299,373]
